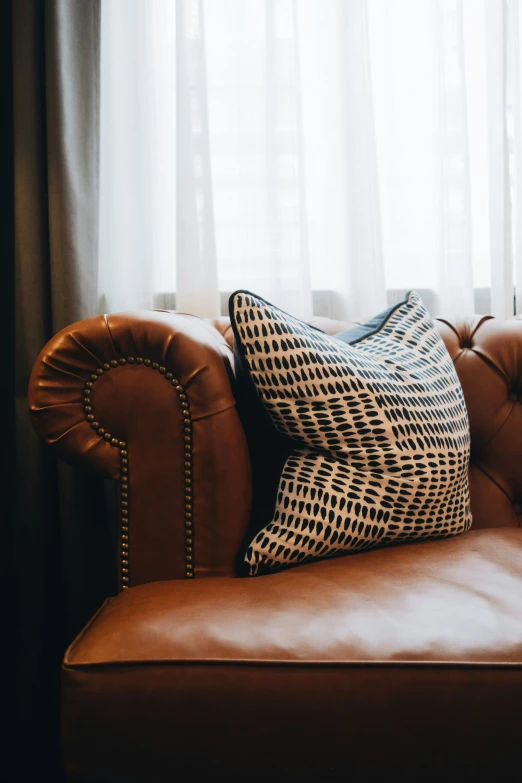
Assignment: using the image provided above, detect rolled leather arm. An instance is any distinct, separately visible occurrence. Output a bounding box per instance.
[28,311,252,589]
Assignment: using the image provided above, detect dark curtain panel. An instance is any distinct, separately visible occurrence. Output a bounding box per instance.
[9,1,115,777]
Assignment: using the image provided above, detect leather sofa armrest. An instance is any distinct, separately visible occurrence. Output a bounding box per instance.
[28,311,252,589]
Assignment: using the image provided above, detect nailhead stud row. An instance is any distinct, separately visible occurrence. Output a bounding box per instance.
[83,357,194,588]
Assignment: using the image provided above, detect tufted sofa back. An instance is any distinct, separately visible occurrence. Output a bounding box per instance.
[29,308,522,589]
[209,313,522,532]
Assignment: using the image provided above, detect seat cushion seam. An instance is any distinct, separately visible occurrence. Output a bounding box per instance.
[63,597,114,665]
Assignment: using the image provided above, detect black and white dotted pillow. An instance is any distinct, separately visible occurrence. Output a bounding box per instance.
[230,290,472,576]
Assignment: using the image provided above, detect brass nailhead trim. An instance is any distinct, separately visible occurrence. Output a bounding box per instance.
[83,355,194,584]
[159,359,195,578]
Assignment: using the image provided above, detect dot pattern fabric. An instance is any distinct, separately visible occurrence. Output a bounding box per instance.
[230,291,472,576]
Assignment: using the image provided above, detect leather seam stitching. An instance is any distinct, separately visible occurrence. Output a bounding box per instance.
[468,346,511,385]
[471,461,513,503]
[62,658,522,670]
[479,401,517,452]
[192,402,237,423]
[62,597,114,665]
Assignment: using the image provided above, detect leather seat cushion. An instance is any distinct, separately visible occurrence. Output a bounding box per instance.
[63,528,522,781]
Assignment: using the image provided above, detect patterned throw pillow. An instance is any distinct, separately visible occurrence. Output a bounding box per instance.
[230,290,472,576]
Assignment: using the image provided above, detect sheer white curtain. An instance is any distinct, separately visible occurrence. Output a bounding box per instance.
[99,0,522,320]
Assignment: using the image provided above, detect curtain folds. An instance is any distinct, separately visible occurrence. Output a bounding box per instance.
[100,0,522,321]
[12,1,112,778]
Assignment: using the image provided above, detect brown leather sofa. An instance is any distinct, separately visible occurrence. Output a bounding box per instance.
[28,309,522,782]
